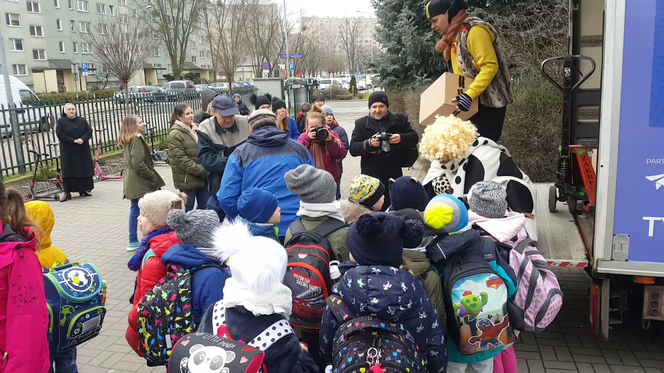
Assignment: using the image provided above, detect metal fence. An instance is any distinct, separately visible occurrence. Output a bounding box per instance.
[0,88,257,178]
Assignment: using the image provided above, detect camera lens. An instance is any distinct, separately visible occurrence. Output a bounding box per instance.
[315,125,329,140]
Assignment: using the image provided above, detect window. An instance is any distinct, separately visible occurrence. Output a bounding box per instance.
[68,0,73,9]
[19,90,39,106]
[153,47,160,56]
[72,41,78,53]
[12,64,27,76]
[81,42,92,54]
[119,0,125,5]
[99,23,107,34]
[190,41,196,48]
[79,21,90,33]
[191,56,196,63]
[70,20,76,31]
[167,64,172,71]
[77,0,88,11]
[56,19,62,30]
[33,49,46,60]
[87,63,95,74]
[58,41,65,53]
[108,5,113,15]
[30,25,44,37]
[10,39,23,51]
[96,3,105,14]
[119,14,127,23]
[199,50,205,58]
[26,2,40,12]
[54,0,59,7]
[5,13,20,27]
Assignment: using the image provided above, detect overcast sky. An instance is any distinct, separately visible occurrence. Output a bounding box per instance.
[286,0,375,18]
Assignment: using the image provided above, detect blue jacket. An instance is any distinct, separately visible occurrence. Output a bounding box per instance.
[319,263,448,373]
[218,126,314,237]
[161,244,227,325]
[330,122,349,174]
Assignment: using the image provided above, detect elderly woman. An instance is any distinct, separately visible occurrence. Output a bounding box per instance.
[56,103,95,202]
[420,115,537,239]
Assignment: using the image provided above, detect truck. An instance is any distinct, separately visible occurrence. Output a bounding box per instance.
[0,75,51,137]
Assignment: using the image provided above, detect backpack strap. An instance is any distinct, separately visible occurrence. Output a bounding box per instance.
[287,219,308,242]
[513,238,535,254]
[325,294,357,323]
[310,218,347,239]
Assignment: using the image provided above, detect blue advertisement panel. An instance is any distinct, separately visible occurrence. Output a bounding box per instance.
[615,0,664,263]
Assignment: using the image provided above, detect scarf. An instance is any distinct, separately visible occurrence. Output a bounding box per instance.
[127,227,174,271]
[175,120,198,142]
[309,140,327,171]
[222,277,293,319]
[297,201,346,223]
[436,10,469,60]
[278,117,290,132]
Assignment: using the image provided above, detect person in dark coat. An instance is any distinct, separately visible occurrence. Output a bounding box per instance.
[349,92,419,210]
[233,93,250,116]
[194,90,218,124]
[56,103,95,202]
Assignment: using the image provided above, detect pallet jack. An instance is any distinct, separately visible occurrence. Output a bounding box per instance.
[540,55,597,216]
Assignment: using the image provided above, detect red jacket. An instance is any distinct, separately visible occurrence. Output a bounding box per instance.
[125,231,181,356]
[298,129,345,181]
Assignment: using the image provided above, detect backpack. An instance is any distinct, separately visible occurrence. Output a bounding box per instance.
[43,262,106,352]
[138,263,224,366]
[495,235,563,333]
[326,294,426,373]
[441,249,516,355]
[283,218,347,329]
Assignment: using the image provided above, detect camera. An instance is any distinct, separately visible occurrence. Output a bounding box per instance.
[373,132,391,153]
[315,124,329,140]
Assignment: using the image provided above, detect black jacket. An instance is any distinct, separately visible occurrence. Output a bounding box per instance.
[56,116,94,179]
[349,112,418,182]
[236,100,250,116]
[330,122,349,174]
[194,90,218,124]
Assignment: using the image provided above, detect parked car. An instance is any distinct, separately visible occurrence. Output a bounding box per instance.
[0,75,50,137]
[319,78,343,91]
[210,82,230,90]
[114,85,164,103]
[162,80,197,93]
[195,84,212,91]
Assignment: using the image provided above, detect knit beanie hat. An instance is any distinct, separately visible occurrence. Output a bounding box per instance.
[250,93,273,110]
[368,91,389,108]
[285,164,336,204]
[248,108,276,124]
[346,212,423,267]
[424,194,470,234]
[348,175,385,208]
[167,209,221,248]
[138,190,186,228]
[237,188,279,224]
[321,105,334,116]
[468,181,508,219]
[388,177,430,212]
[271,97,287,113]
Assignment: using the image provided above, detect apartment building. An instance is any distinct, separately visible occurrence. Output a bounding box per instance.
[2,0,213,92]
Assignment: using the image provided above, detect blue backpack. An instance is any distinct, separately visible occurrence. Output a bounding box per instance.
[43,262,107,352]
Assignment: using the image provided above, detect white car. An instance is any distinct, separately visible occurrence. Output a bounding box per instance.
[319,79,343,91]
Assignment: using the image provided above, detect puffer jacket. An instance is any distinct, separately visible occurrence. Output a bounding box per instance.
[218,126,314,237]
[168,122,208,191]
[24,201,67,269]
[278,117,301,141]
[319,263,447,372]
[126,231,181,356]
[123,135,165,200]
[0,222,49,373]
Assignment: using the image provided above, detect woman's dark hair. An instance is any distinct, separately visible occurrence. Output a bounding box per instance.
[3,189,40,241]
[249,114,277,132]
[170,103,190,127]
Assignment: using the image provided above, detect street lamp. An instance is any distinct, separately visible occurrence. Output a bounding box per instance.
[0,22,26,174]
[283,0,289,81]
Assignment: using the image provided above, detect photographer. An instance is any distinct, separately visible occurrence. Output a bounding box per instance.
[298,106,346,184]
[350,92,419,210]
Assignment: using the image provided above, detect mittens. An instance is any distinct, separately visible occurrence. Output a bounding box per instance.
[456,92,473,112]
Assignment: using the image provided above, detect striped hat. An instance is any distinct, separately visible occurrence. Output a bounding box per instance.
[424,194,470,234]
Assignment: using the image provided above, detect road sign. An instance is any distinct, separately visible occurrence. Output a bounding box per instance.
[278,64,286,70]
[288,63,295,71]
[262,62,269,70]
[290,53,303,59]
[280,53,287,59]
[81,63,88,73]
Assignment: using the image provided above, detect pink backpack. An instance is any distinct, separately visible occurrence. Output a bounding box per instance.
[493,230,563,333]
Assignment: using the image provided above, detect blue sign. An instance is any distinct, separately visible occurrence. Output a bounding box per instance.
[262,62,269,70]
[288,63,295,71]
[280,53,287,59]
[280,53,303,59]
[614,0,664,263]
[81,63,88,73]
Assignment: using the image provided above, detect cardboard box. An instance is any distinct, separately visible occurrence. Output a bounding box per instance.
[419,72,478,125]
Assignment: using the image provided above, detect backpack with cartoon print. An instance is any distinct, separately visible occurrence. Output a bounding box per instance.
[138,263,224,366]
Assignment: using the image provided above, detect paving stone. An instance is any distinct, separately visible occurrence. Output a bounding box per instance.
[644,368,664,373]
[540,346,559,361]
[609,367,646,373]
[538,332,567,340]
[618,351,643,366]
[565,333,585,347]
[528,359,547,373]
[640,360,664,369]
[580,335,600,349]
[539,338,571,347]
[634,351,664,361]
[544,361,579,370]
[593,365,613,373]
[555,346,575,362]
[602,349,625,365]
[518,359,531,373]
[574,355,608,364]
[548,370,578,373]
[576,363,596,373]
[517,351,544,360]
[516,343,542,352]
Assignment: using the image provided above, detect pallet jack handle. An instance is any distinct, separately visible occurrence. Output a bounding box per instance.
[540,55,596,93]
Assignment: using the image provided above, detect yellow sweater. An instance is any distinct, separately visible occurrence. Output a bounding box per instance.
[451,25,499,100]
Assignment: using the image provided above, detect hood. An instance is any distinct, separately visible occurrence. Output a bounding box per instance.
[161,243,220,269]
[426,229,481,263]
[25,201,54,250]
[0,222,37,271]
[201,90,219,111]
[150,231,181,257]
[390,208,424,223]
[402,249,431,277]
[246,126,289,147]
[468,211,527,243]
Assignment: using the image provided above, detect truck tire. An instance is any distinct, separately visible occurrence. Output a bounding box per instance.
[549,184,558,213]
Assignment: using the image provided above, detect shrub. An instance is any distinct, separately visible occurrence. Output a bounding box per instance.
[38,89,117,103]
[34,165,57,182]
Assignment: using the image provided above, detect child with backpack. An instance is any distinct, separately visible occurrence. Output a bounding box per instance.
[423,194,518,373]
[196,219,319,373]
[125,190,185,356]
[0,185,50,373]
[236,187,281,242]
[319,212,447,372]
[23,200,67,270]
[348,174,386,211]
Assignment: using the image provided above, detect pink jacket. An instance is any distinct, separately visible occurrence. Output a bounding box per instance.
[0,223,49,373]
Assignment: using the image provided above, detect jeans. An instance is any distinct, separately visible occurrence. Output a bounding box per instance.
[49,347,78,373]
[129,198,139,244]
[183,187,209,212]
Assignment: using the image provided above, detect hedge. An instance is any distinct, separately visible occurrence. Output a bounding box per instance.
[38,89,117,104]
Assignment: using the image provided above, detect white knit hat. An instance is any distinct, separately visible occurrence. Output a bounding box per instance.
[138,190,186,228]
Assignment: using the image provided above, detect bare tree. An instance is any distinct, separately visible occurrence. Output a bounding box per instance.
[206,0,250,88]
[338,17,362,73]
[244,0,285,77]
[81,18,153,106]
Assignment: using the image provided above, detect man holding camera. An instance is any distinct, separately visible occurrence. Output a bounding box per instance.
[349,91,419,210]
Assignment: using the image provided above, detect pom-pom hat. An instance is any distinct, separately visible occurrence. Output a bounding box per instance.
[424,194,470,234]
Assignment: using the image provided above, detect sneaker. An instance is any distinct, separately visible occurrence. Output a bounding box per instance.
[126,242,140,251]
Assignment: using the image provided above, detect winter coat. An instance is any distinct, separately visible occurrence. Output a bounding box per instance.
[0,223,50,373]
[284,216,350,262]
[237,100,250,116]
[237,217,279,242]
[122,135,165,200]
[56,115,94,179]
[297,129,346,181]
[199,305,318,373]
[160,243,227,325]
[403,249,446,324]
[168,123,208,191]
[319,263,447,372]
[24,201,67,269]
[278,117,301,141]
[330,122,349,175]
[194,90,218,124]
[349,112,419,183]
[218,126,314,237]
[126,231,181,356]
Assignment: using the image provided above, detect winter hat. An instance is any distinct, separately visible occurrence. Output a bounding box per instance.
[271,97,287,113]
[424,194,470,234]
[138,190,186,228]
[321,105,334,116]
[425,0,468,22]
[388,177,430,211]
[232,93,241,99]
[346,212,423,267]
[237,187,279,224]
[468,181,508,219]
[348,175,385,208]
[285,164,336,204]
[250,93,273,110]
[248,108,276,124]
[167,209,221,248]
[368,91,389,108]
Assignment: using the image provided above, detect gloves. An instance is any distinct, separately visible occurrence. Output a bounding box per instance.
[455,92,473,112]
